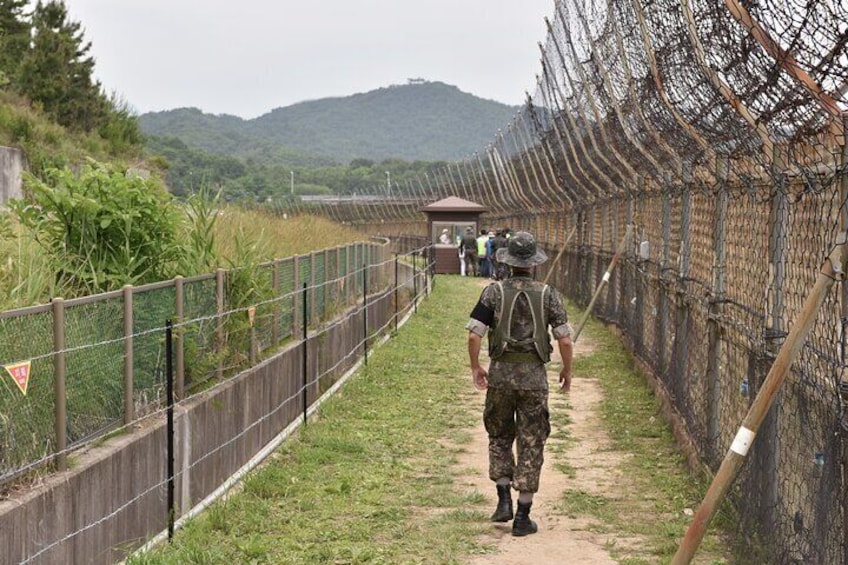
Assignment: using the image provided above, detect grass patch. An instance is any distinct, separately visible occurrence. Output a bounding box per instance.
[554,488,616,522]
[128,275,490,565]
[558,307,732,564]
[127,279,734,565]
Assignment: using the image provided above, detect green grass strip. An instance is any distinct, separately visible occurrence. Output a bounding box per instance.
[128,278,733,565]
[558,312,731,565]
[129,276,489,565]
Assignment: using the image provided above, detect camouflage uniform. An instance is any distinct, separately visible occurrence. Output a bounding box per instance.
[466,276,570,493]
[460,232,479,276]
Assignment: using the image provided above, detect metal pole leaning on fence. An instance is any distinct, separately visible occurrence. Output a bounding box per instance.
[543,224,578,286]
[573,224,632,342]
[165,319,175,541]
[671,235,848,564]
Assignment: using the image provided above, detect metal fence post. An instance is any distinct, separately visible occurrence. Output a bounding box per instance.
[302,282,308,425]
[216,268,225,380]
[165,320,175,541]
[52,297,67,471]
[363,262,369,365]
[336,246,342,313]
[756,144,789,534]
[672,171,693,404]
[309,251,316,326]
[413,251,418,314]
[672,236,848,564]
[293,255,300,337]
[249,309,257,366]
[346,244,352,304]
[588,208,596,304]
[423,245,429,295]
[394,253,399,333]
[574,225,632,342]
[608,198,619,315]
[625,196,635,325]
[839,114,848,565]
[707,157,728,463]
[271,261,280,346]
[659,179,672,372]
[175,276,185,400]
[323,248,330,320]
[123,285,134,425]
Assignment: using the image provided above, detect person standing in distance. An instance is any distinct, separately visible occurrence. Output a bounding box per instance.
[439,228,452,245]
[465,231,573,536]
[460,227,479,277]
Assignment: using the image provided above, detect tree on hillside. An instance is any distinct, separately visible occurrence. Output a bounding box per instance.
[0,0,29,86]
[18,0,108,131]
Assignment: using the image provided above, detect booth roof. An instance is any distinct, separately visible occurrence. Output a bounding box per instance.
[420,196,487,213]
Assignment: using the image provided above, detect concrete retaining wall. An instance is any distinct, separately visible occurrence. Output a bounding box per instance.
[0,146,26,205]
[0,264,416,564]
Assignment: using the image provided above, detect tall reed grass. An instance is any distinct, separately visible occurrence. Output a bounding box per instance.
[0,205,367,311]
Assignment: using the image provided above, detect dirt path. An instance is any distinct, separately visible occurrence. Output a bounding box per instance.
[456,333,639,564]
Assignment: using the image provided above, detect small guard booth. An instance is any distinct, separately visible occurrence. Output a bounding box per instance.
[421,196,487,274]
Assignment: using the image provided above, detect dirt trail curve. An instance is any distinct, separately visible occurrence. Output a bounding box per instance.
[456,333,636,564]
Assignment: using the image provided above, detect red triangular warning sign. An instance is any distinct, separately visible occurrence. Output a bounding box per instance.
[4,360,32,396]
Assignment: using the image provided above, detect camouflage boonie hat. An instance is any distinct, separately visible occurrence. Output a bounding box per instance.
[496,231,548,268]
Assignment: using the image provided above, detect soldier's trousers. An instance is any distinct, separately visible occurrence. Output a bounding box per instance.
[483,387,550,493]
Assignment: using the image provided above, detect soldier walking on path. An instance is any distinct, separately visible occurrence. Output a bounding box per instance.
[465,231,574,536]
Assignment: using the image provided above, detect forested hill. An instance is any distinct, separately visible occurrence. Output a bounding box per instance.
[139,81,520,164]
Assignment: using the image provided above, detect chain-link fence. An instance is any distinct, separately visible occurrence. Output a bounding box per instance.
[2,240,436,564]
[0,240,397,487]
[283,0,848,561]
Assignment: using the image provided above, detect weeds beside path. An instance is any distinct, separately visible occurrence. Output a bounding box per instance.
[130,275,732,565]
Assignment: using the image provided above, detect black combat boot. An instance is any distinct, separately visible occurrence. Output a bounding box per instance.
[511,501,538,536]
[490,484,514,522]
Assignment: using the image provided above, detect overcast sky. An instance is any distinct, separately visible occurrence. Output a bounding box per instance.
[62,0,555,119]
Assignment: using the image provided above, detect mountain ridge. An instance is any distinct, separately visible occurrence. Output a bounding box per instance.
[139,81,521,164]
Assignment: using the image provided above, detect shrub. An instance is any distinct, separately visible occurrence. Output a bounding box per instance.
[11,159,185,294]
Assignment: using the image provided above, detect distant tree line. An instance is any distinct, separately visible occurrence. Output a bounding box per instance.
[0,0,141,149]
[148,135,451,205]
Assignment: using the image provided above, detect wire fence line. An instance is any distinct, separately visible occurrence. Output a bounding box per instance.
[1,236,435,564]
[271,0,848,561]
[0,237,429,488]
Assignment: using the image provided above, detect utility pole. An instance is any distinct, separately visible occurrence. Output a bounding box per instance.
[290,170,294,195]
